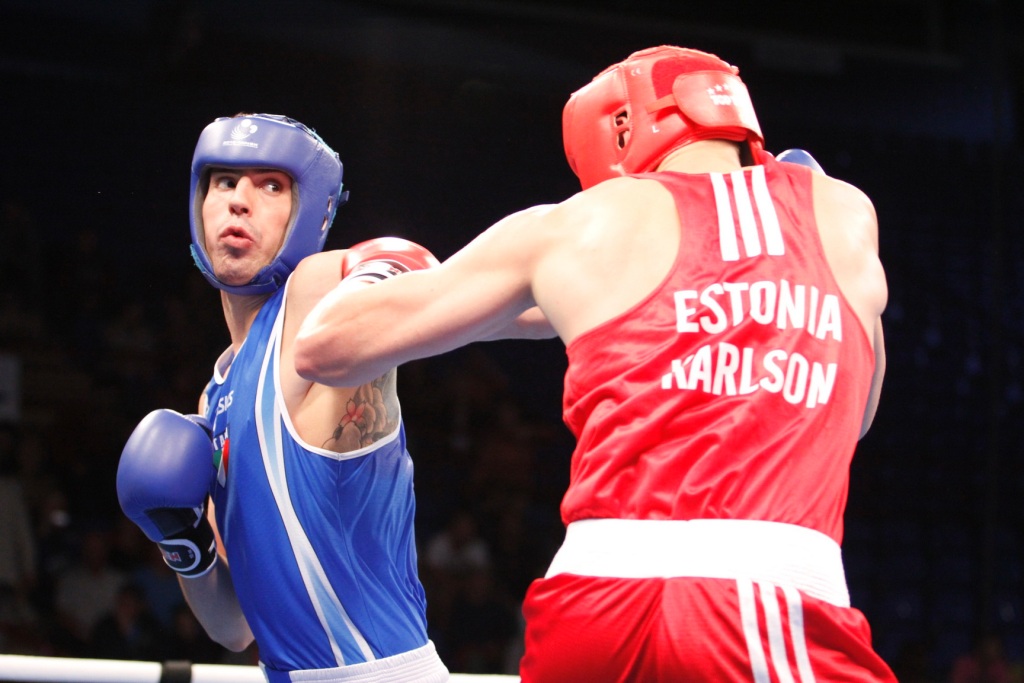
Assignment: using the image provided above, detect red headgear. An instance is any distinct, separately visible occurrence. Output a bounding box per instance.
[562,46,766,190]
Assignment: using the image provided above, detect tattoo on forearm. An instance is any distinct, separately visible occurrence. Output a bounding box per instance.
[324,371,399,450]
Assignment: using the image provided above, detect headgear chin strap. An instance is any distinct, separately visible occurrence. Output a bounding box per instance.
[562,46,766,190]
[189,114,347,295]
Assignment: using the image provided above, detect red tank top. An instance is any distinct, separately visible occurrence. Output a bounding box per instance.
[561,158,874,544]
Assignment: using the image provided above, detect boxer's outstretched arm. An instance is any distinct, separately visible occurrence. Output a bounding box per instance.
[480,306,556,341]
[296,207,553,387]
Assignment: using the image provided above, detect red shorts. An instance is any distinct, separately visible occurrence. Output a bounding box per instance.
[520,574,896,683]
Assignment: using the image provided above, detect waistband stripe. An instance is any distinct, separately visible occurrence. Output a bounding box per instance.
[545,519,850,607]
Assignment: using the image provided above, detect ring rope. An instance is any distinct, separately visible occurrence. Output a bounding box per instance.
[0,655,519,683]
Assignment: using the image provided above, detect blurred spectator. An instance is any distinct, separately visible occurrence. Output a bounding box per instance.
[444,567,518,674]
[422,508,493,657]
[51,526,126,654]
[949,631,1016,683]
[0,289,47,346]
[425,509,492,576]
[89,582,166,661]
[489,495,554,601]
[13,428,57,525]
[166,603,226,664]
[70,290,106,371]
[890,639,936,683]
[0,202,43,304]
[0,424,40,647]
[29,483,75,618]
[467,406,538,512]
[105,513,185,631]
[131,542,186,630]
[101,300,158,405]
[439,347,511,457]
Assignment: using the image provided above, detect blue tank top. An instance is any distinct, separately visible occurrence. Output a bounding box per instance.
[202,283,428,673]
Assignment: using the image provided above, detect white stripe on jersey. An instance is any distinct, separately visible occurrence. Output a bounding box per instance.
[711,173,740,262]
[730,169,762,258]
[738,579,771,683]
[712,167,786,261]
[257,305,375,666]
[739,580,818,683]
[751,165,784,255]
[760,582,796,683]
[783,585,817,683]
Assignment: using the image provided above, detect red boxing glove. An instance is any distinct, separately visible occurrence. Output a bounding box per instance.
[341,237,440,285]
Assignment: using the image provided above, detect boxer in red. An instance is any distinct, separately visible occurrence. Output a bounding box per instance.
[295,46,894,682]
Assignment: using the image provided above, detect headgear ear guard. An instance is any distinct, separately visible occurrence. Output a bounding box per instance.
[562,46,766,190]
[189,113,347,295]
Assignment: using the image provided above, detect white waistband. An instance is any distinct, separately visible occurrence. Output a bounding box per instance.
[262,642,449,683]
[545,519,850,607]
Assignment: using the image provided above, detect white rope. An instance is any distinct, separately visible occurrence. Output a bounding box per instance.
[0,655,519,683]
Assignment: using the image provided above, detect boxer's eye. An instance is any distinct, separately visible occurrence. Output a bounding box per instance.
[211,173,239,190]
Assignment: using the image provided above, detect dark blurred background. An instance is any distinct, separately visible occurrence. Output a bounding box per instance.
[0,0,1022,680]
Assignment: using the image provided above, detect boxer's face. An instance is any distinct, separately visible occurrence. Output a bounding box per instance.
[201,167,294,288]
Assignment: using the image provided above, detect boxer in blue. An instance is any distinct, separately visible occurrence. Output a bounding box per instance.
[115,114,450,682]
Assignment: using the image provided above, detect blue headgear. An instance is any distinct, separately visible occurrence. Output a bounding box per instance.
[189,114,347,295]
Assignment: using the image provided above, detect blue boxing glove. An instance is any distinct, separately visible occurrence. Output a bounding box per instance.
[777,148,825,174]
[116,409,218,578]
